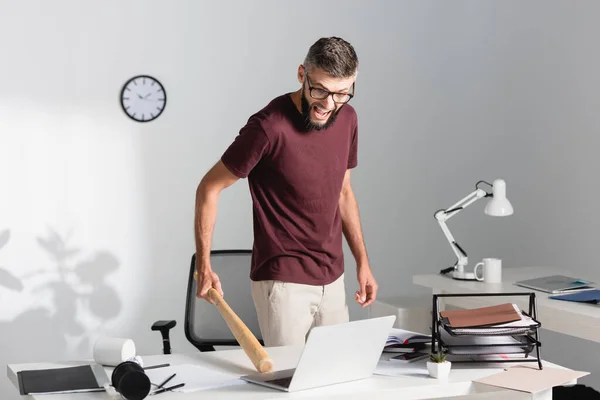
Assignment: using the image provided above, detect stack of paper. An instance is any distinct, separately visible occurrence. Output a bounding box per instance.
[440,329,532,356]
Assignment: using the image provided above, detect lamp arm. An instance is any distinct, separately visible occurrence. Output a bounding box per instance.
[438,188,489,220]
[436,218,467,267]
[434,187,489,274]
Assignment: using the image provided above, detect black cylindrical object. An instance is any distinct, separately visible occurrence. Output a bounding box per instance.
[111,361,151,400]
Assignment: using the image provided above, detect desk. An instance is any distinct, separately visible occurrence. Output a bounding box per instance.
[413,266,600,343]
[7,346,571,399]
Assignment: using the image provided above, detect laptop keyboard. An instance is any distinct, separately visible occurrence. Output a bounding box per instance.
[265,376,292,388]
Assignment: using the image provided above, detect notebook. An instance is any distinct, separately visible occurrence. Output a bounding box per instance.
[514,275,595,294]
[384,328,431,352]
[550,289,600,304]
[17,364,110,395]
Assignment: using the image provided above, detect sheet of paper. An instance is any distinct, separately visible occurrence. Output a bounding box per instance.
[474,365,589,393]
[145,364,246,393]
[373,359,428,377]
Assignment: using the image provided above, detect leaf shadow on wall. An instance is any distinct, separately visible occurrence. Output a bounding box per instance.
[0,227,122,363]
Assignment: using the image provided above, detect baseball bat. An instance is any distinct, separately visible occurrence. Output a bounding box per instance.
[206,288,274,373]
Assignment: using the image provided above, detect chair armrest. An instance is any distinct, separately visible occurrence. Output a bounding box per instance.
[151,320,177,354]
[152,320,177,331]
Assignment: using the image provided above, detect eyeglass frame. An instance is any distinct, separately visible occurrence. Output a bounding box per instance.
[304,73,355,104]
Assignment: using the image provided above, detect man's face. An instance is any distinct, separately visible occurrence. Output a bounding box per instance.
[299,67,355,131]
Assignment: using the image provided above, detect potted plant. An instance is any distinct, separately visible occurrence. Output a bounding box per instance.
[427,350,451,379]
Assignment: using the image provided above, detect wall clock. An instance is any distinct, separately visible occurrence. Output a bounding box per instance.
[120,75,167,122]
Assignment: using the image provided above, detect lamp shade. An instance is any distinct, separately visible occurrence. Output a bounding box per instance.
[484,179,514,216]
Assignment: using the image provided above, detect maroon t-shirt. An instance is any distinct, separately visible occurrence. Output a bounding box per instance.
[220,93,358,285]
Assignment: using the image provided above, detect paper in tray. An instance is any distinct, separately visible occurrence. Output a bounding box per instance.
[441,306,540,337]
[439,328,536,355]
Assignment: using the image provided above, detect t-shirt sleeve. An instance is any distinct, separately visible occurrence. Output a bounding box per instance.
[221,116,271,179]
[347,112,358,169]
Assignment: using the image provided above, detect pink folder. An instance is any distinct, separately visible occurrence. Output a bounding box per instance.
[475,364,589,393]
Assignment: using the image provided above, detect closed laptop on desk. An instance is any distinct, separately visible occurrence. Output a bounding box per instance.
[515,275,595,294]
[241,315,396,393]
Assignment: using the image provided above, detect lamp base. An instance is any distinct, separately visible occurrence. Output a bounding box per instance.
[452,270,477,281]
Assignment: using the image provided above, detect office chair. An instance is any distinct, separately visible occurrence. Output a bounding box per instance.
[151,249,264,353]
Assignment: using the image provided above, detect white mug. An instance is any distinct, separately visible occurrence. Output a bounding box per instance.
[474,258,502,283]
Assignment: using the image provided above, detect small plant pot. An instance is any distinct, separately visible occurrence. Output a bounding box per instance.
[427,360,451,379]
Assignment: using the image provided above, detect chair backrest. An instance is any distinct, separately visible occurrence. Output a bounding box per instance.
[184,250,263,351]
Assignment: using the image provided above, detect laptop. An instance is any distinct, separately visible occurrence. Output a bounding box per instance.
[515,275,596,294]
[241,315,396,392]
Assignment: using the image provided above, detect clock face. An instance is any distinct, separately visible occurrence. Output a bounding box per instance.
[120,75,166,122]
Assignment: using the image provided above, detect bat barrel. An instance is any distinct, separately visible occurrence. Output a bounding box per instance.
[207,288,273,373]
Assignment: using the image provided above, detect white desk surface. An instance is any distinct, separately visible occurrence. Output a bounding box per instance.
[413,266,600,343]
[6,345,569,400]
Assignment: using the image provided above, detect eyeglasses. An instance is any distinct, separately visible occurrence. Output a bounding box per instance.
[305,74,354,104]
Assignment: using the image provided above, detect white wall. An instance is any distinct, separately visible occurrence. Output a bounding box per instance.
[1,0,600,397]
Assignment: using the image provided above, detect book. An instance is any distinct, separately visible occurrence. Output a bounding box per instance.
[439,303,522,328]
[17,364,110,395]
[384,328,431,352]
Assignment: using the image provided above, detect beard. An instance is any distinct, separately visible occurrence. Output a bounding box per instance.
[300,90,343,131]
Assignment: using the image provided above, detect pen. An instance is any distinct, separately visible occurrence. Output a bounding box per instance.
[145,363,170,370]
[156,373,176,389]
[151,382,185,395]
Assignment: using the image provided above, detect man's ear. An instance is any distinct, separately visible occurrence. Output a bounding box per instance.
[297,64,305,84]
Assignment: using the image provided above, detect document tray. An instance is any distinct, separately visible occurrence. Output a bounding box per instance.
[431,292,543,370]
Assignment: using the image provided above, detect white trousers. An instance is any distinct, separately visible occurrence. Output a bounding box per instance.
[251,273,350,347]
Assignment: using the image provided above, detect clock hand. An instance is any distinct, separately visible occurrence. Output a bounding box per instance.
[137,93,143,99]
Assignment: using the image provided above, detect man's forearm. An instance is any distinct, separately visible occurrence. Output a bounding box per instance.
[194,185,219,271]
[339,188,369,268]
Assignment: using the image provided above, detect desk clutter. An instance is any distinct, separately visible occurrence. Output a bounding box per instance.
[15,335,246,398]
[431,293,543,369]
[375,291,593,393]
[10,319,596,399]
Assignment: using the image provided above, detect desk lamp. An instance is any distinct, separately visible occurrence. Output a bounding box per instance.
[434,179,513,280]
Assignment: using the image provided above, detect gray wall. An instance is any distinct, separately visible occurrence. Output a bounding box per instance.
[1,0,599,397]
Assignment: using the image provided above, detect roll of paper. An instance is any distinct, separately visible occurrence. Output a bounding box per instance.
[93,336,136,367]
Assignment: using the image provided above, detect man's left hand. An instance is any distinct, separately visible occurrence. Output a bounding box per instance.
[355,265,378,308]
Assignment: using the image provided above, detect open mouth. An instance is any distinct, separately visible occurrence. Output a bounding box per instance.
[313,105,332,120]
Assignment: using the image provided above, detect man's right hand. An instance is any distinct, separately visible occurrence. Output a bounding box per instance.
[196,266,224,304]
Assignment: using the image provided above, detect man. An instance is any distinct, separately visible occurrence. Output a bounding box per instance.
[194,36,378,347]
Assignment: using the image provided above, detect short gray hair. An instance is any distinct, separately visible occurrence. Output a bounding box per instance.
[303,37,359,78]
